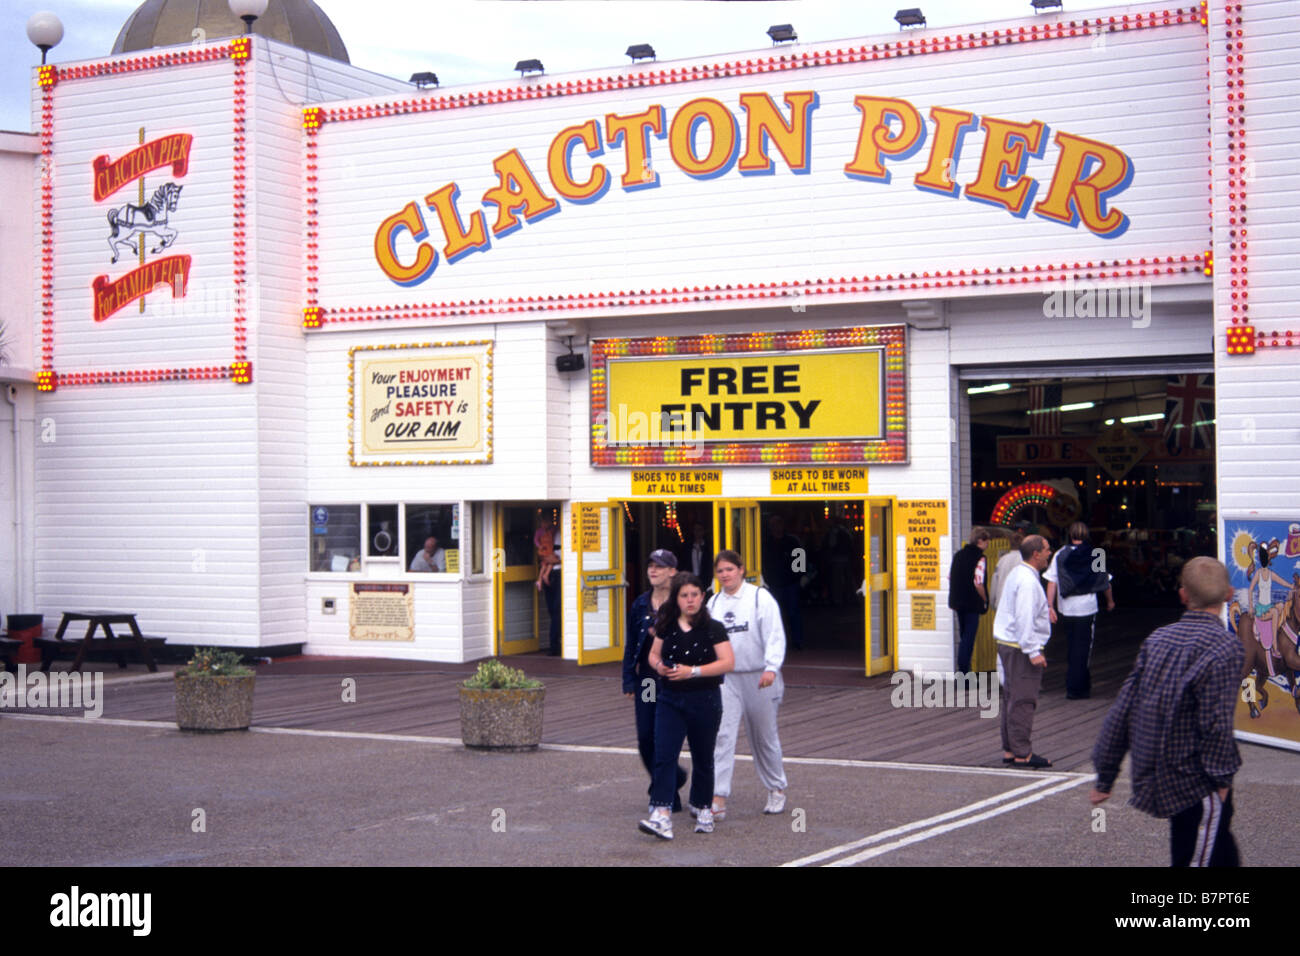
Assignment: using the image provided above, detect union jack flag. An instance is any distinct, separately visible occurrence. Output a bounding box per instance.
[1163,374,1214,453]
[1028,383,1062,436]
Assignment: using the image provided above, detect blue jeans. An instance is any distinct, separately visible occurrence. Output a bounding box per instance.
[633,673,687,810]
[957,610,982,673]
[650,686,722,811]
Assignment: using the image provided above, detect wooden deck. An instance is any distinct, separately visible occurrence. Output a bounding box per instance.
[10,606,1177,772]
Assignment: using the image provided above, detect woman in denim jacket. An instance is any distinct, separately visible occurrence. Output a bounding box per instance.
[623,549,686,812]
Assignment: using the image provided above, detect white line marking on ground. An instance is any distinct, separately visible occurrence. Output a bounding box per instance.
[2,715,1090,782]
[825,776,1092,866]
[2,714,176,729]
[251,725,463,746]
[781,777,1064,867]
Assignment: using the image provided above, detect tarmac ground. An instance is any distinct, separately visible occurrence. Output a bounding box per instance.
[2,711,1294,871]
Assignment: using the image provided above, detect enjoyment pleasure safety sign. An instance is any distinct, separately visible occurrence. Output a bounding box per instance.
[350,342,493,466]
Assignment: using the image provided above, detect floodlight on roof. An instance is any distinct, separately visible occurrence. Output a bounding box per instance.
[409,72,439,88]
[626,44,655,62]
[1031,0,1064,11]
[515,59,544,77]
[894,8,926,29]
[767,24,798,45]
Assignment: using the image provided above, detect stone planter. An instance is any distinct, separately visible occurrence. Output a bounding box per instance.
[174,673,256,731]
[459,685,545,750]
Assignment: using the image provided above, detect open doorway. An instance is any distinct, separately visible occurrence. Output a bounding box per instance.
[758,501,866,657]
[964,371,1217,608]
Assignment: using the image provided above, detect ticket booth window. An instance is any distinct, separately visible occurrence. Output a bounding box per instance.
[367,504,399,557]
[406,504,461,573]
[308,505,361,572]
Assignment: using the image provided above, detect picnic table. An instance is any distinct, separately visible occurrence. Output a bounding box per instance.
[37,611,162,673]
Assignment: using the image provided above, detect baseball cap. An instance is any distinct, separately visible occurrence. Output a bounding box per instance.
[648,549,678,568]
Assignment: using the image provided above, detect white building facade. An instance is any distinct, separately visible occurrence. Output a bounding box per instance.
[9,0,1297,739]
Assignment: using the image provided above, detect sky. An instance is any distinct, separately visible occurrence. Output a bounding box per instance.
[2,0,1121,133]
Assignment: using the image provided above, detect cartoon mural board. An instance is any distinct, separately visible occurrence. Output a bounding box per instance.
[1225,517,1300,751]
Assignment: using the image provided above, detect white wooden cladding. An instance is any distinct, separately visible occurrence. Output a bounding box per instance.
[310,11,1210,320]
[1213,0,1300,514]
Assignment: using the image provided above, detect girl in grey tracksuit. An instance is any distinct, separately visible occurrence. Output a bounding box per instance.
[708,578,789,805]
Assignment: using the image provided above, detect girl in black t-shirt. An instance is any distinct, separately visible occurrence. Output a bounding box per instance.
[638,573,734,840]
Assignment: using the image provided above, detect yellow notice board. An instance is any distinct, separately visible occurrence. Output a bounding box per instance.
[897,499,948,590]
[629,469,722,497]
[770,466,868,496]
[911,594,936,630]
[572,505,603,553]
[605,350,883,443]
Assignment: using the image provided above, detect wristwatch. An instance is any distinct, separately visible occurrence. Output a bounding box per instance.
[691,666,701,678]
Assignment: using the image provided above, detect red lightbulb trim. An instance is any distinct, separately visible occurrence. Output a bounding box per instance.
[39,49,257,387]
[303,254,1205,329]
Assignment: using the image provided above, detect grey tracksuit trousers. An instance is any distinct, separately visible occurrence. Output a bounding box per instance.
[713,670,788,797]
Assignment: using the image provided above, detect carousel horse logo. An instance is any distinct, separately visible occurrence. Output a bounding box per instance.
[106,181,184,264]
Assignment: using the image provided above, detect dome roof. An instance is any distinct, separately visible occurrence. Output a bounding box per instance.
[112,0,349,62]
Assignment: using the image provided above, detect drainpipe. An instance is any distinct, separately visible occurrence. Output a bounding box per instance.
[5,384,21,614]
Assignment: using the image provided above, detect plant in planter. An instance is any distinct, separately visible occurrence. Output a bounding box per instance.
[459,659,545,751]
[174,647,256,732]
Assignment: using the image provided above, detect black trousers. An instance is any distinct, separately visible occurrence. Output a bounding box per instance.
[1170,790,1239,867]
[1061,613,1096,698]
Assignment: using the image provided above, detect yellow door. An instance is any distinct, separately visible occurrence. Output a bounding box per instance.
[721,499,762,583]
[973,538,1007,672]
[494,504,541,655]
[865,499,896,675]
[576,502,626,665]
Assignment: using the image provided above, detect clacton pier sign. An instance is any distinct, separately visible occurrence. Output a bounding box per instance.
[309,16,1206,321]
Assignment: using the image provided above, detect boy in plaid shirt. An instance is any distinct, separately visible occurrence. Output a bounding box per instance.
[1090,557,1244,866]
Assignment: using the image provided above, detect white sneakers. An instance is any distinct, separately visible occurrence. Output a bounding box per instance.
[648,794,785,836]
[688,803,726,821]
[638,810,673,840]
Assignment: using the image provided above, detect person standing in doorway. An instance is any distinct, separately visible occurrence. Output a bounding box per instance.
[683,523,711,579]
[708,549,788,819]
[992,534,1053,768]
[763,514,804,651]
[624,549,688,813]
[1091,558,1244,866]
[1044,522,1115,699]
[948,527,991,673]
[534,518,562,656]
